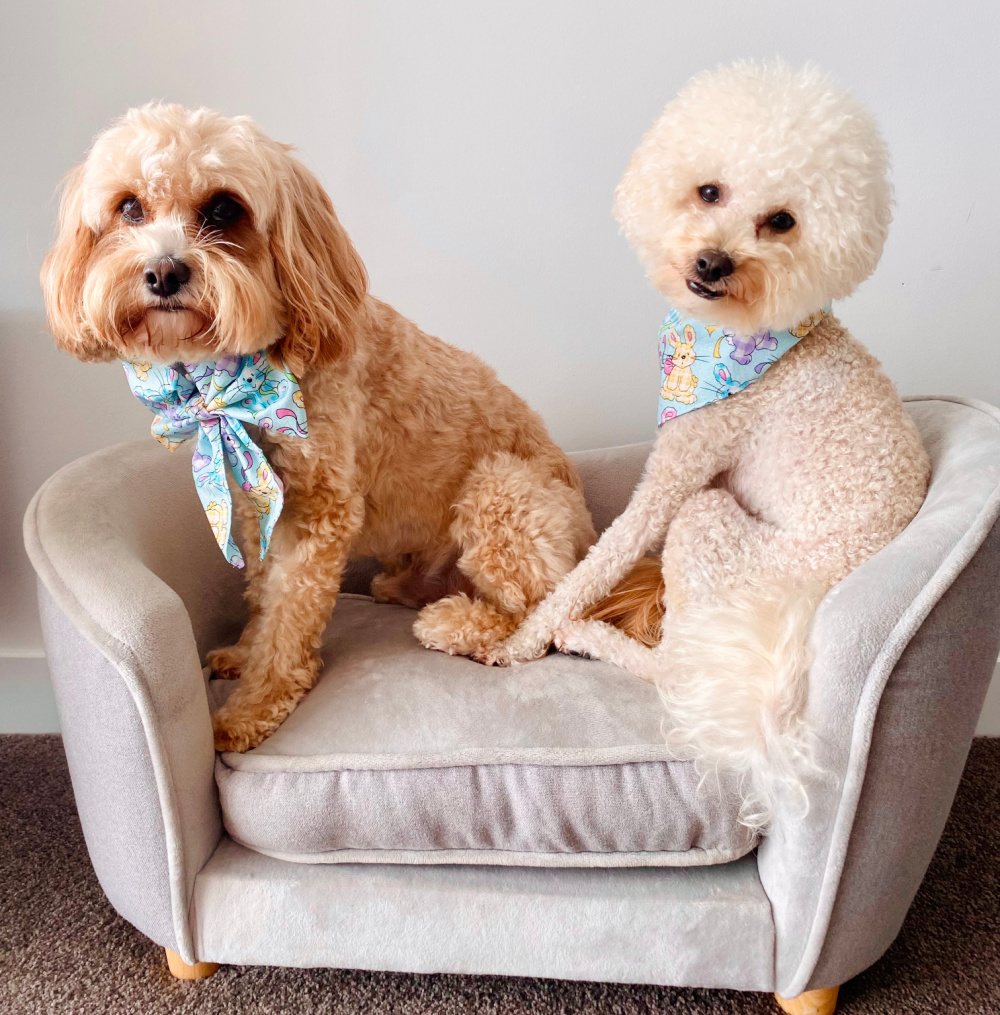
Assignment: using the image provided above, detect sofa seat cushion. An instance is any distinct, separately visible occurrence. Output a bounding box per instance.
[213,596,755,868]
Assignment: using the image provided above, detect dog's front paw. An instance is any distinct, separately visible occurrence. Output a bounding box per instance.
[206,645,246,680]
[212,709,279,753]
[496,623,554,665]
[477,642,514,667]
[553,621,598,658]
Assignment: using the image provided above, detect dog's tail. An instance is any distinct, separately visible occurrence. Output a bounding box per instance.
[581,556,665,646]
[658,580,825,831]
[587,565,824,831]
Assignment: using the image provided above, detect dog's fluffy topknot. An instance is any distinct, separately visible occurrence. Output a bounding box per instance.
[615,62,892,333]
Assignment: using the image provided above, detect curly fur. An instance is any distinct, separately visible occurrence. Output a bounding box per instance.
[496,63,930,830]
[615,61,892,335]
[657,579,828,830]
[41,102,596,752]
[581,555,664,646]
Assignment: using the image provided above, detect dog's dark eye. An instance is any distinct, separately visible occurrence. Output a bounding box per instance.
[120,197,145,224]
[769,211,796,232]
[202,194,244,228]
[698,184,721,204]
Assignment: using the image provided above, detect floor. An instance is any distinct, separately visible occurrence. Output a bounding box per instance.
[1,734,997,1014]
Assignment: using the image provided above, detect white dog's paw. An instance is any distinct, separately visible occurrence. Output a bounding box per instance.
[496,620,556,665]
[553,620,601,658]
[554,619,637,665]
[485,599,586,665]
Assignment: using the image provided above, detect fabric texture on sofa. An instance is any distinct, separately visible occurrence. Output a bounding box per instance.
[212,597,755,866]
[191,837,775,988]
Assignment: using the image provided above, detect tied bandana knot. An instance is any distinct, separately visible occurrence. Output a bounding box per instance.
[123,353,308,568]
[657,306,830,427]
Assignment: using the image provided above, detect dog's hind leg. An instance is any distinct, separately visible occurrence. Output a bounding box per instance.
[657,489,827,829]
[549,486,785,680]
[372,546,476,609]
[412,594,523,658]
[413,452,595,662]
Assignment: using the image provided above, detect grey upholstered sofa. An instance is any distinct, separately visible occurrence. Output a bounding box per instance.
[23,396,1000,1015]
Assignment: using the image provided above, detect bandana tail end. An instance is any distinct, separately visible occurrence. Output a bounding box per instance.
[194,427,246,569]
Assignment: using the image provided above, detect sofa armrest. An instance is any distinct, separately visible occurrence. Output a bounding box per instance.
[759,396,1000,996]
[23,441,243,964]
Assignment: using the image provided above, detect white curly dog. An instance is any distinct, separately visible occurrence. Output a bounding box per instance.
[492,62,930,829]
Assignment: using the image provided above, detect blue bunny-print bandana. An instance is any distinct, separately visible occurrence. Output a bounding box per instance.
[657,306,830,427]
[122,352,308,568]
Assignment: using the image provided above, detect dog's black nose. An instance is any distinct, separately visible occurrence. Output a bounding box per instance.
[694,249,734,284]
[144,257,190,298]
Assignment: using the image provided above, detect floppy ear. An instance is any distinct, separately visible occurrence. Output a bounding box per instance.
[39,165,115,362]
[269,154,368,376]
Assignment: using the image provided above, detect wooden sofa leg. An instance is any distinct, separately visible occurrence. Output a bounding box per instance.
[165,948,219,981]
[774,986,839,1015]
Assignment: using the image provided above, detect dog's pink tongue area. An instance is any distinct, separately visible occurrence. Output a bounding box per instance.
[130,309,206,347]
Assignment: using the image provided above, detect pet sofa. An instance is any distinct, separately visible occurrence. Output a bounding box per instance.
[23,395,1000,1014]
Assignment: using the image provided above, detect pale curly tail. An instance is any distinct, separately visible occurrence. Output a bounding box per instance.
[658,580,825,831]
[588,564,825,831]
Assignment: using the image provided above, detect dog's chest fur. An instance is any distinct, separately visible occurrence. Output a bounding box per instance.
[719,317,929,543]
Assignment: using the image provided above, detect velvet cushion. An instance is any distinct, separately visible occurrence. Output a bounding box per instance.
[212,597,756,867]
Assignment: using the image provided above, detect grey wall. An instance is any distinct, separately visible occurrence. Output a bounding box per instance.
[2,1,999,727]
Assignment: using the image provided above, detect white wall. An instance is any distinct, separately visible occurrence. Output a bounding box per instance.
[2,0,999,731]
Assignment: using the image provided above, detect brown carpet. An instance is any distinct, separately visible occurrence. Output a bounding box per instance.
[0,735,997,1015]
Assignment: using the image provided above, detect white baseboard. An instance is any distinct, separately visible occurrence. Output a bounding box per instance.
[1,654,998,737]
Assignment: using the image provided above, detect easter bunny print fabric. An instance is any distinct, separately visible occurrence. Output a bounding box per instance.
[123,353,308,567]
[657,306,829,427]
